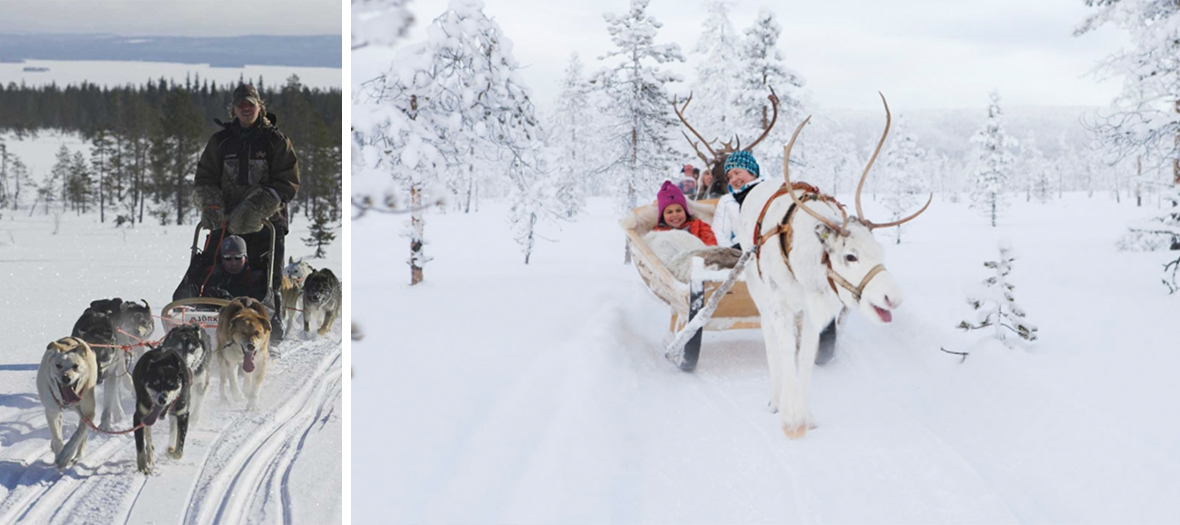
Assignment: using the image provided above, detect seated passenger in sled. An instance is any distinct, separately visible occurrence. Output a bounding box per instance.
[173,235,270,308]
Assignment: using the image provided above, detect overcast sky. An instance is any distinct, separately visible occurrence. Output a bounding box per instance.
[354,0,1131,113]
[0,0,341,37]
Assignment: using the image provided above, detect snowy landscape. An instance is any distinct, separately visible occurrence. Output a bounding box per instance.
[0,209,343,524]
[0,18,344,522]
[354,0,1180,522]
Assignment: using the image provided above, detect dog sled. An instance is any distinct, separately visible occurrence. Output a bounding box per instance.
[160,220,277,339]
[622,199,761,372]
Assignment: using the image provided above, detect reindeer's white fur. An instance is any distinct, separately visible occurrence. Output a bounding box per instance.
[738,182,904,437]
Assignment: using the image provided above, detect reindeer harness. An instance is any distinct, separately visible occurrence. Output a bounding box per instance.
[750,182,887,304]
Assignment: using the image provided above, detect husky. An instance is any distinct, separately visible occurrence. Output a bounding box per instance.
[160,324,212,425]
[217,297,272,411]
[71,298,154,430]
[282,258,315,331]
[37,337,99,469]
[132,343,192,474]
[302,268,341,337]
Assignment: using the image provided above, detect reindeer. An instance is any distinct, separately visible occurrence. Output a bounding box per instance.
[737,94,930,438]
[673,89,779,199]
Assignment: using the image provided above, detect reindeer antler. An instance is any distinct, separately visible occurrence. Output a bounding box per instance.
[855,92,890,221]
[745,87,780,151]
[673,93,719,161]
[783,116,848,234]
[854,93,933,230]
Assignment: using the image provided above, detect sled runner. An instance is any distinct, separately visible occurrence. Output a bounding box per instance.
[161,221,277,339]
[622,199,761,372]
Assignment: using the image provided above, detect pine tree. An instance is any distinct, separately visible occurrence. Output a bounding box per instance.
[549,53,594,217]
[735,7,806,174]
[596,0,685,261]
[688,1,742,141]
[958,243,1038,347]
[303,207,337,259]
[90,129,115,222]
[879,115,925,244]
[969,91,1017,227]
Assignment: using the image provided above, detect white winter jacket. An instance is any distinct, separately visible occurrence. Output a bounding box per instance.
[712,193,741,248]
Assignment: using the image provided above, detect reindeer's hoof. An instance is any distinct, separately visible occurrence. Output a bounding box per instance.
[782,425,808,439]
[781,421,818,439]
[168,448,183,459]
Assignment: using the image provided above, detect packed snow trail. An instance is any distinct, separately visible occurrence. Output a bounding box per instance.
[0,337,341,525]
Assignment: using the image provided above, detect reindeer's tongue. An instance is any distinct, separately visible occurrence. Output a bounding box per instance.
[59,382,80,405]
[143,404,165,426]
[242,351,255,373]
[874,305,893,323]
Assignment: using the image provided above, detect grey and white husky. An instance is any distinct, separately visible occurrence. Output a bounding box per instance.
[302,268,341,337]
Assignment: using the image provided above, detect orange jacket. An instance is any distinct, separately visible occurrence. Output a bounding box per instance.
[653,218,717,246]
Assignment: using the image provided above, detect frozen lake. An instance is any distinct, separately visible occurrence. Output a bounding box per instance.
[0,59,341,90]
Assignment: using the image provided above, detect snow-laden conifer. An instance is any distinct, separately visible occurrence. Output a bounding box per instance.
[969,91,1017,227]
[548,53,595,218]
[958,243,1038,347]
[687,1,742,141]
[735,7,805,174]
[879,115,925,244]
[595,0,684,261]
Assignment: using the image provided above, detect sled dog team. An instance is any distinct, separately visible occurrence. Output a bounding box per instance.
[37,259,342,473]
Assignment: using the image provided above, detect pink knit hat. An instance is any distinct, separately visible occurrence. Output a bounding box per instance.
[657,180,690,224]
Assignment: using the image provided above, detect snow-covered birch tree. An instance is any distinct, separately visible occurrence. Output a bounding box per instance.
[1077,0,1180,248]
[1076,0,1179,184]
[735,7,806,175]
[970,91,1018,227]
[354,0,547,282]
[595,0,685,261]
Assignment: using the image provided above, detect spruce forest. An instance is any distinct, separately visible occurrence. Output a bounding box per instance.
[0,76,341,253]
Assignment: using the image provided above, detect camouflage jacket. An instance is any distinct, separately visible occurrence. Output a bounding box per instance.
[194,116,300,232]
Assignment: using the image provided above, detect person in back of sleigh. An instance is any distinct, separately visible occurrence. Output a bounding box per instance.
[192,84,299,344]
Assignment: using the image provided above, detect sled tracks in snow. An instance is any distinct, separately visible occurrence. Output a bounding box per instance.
[183,347,341,525]
[0,339,342,525]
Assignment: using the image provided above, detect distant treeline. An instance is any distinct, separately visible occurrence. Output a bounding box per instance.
[0,76,341,251]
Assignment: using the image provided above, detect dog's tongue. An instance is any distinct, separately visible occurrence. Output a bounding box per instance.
[143,404,165,426]
[59,383,80,405]
[874,305,893,323]
[242,351,255,373]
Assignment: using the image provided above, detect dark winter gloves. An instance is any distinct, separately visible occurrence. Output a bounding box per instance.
[193,185,225,230]
[228,186,282,234]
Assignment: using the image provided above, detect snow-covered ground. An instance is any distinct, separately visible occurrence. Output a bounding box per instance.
[0,60,341,90]
[355,192,1180,523]
[0,210,342,524]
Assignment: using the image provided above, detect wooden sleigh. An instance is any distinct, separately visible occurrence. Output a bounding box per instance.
[621,199,761,372]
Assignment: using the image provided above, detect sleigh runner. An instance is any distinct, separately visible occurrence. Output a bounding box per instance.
[622,199,761,372]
